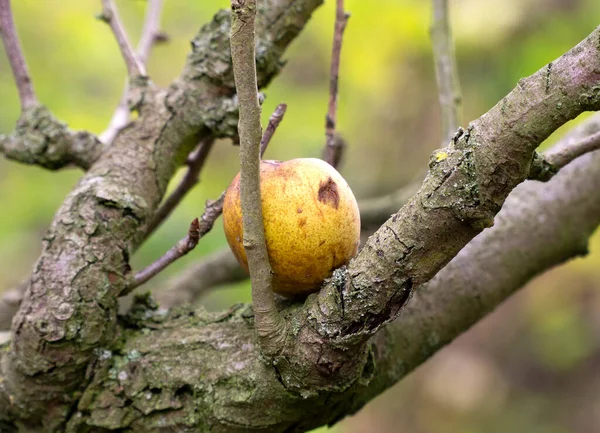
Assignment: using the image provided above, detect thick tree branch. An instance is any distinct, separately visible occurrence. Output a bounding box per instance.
[0,1,323,427]
[231,0,287,357]
[162,110,600,303]
[0,0,37,110]
[267,24,600,395]
[430,0,462,143]
[323,0,349,166]
[3,2,598,430]
[65,139,600,431]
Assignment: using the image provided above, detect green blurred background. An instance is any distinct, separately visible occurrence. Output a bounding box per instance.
[1,1,600,432]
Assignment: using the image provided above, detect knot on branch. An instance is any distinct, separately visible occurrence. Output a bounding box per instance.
[528,152,558,181]
[1,105,103,170]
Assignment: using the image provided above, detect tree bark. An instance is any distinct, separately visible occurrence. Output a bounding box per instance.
[0,3,599,432]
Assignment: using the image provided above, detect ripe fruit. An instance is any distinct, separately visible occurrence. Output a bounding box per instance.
[223,158,361,297]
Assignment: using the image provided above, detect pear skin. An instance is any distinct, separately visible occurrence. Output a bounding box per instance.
[223,158,361,297]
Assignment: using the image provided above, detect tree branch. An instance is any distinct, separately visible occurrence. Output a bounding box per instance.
[99,0,165,145]
[230,0,287,356]
[1,6,599,430]
[66,137,600,431]
[137,0,165,65]
[530,129,600,180]
[0,0,37,110]
[157,247,246,308]
[161,111,600,304]
[323,0,349,167]
[145,138,216,239]
[268,24,600,395]
[260,103,287,157]
[99,0,146,78]
[430,0,462,144]
[0,105,104,170]
[126,196,224,292]
[0,1,323,426]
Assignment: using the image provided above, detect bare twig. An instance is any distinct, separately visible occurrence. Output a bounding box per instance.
[260,103,287,157]
[545,129,600,168]
[158,248,246,308]
[99,0,146,78]
[230,0,287,356]
[145,138,216,238]
[430,0,462,144]
[125,196,224,294]
[323,0,349,167]
[100,0,165,144]
[0,283,25,331]
[530,130,600,181]
[0,0,37,110]
[137,0,164,65]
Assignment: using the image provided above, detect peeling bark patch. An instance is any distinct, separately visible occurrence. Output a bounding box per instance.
[317,177,339,209]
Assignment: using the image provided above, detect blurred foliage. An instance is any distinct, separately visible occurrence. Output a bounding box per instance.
[1,0,600,432]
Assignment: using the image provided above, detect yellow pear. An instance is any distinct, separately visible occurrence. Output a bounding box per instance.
[222,158,361,297]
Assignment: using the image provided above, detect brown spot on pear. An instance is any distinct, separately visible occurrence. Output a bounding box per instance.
[318,177,339,209]
[222,158,361,297]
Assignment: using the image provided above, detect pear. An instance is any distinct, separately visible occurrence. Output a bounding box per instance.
[223,158,361,297]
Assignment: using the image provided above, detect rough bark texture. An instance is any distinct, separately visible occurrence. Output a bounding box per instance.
[0,1,324,430]
[64,145,600,431]
[0,1,599,431]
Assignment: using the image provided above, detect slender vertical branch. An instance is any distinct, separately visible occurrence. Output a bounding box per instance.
[145,100,285,241]
[0,0,38,110]
[323,0,349,167]
[430,0,462,144]
[230,0,287,356]
[100,0,146,78]
[137,0,164,65]
[100,0,164,144]
[260,103,287,157]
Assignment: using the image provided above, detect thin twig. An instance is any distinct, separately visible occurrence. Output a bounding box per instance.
[137,0,164,65]
[430,0,462,144]
[260,103,287,157]
[158,248,246,308]
[100,0,146,78]
[545,130,600,168]
[145,138,216,238]
[125,196,224,294]
[100,0,165,144]
[230,0,287,356]
[323,0,349,168]
[0,0,37,110]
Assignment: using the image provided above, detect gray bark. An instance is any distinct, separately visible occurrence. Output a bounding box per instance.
[0,2,599,432]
